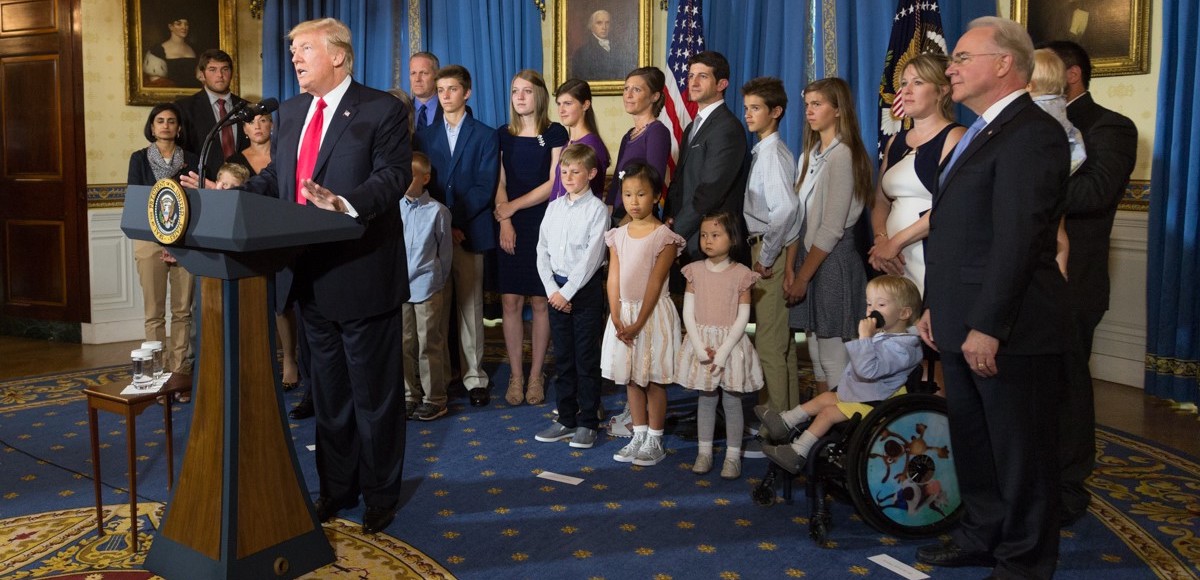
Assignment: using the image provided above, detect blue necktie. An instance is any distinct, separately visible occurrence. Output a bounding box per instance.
[940,116,987,186]
[416,103,428,126]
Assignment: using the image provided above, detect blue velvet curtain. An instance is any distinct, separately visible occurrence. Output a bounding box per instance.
[1146,1,1200,407]
[700,0,811,155]
[421,0,543,129]
[262,0,402,102]
[695,0,992,159]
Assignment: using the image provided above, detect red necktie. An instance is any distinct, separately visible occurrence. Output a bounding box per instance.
[295,98,327,204]
[216,98,235,159]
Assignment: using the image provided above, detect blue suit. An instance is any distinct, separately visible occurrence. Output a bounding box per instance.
[415,113,499,253]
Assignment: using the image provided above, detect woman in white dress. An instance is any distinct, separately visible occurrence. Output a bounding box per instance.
[869,53,965,295]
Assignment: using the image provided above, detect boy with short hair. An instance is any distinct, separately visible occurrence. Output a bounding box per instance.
[400,152,453,420]
[740,77,800,415]
[215,162,250,190]
[533,144,610,448]
[414,64,500,408]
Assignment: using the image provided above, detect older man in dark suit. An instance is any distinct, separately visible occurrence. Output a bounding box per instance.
[917,17,1070,578]
[184,17,411,536]
[1039,39,1138,527]
[175,49,249,180]
[665,50,748,263]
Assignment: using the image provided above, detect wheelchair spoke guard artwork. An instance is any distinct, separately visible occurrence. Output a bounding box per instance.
[845,394,962,537]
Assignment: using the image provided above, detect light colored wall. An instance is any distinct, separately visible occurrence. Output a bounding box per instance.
[82,0,263,185]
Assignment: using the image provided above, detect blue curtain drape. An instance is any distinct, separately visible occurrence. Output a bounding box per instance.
[262,0,401,102]
[422,0,542,129]
[701,0,811,155]
[1145,1,1200,407]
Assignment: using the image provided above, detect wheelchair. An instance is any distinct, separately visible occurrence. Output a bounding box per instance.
[751,365,962,544]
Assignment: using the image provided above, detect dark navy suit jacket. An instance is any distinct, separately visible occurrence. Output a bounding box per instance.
[415,113,500,253]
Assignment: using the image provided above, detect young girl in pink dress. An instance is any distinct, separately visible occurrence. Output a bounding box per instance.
[602,163,684,467]
[676,212,764,479]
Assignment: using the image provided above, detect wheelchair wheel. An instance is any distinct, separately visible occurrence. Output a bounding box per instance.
[844,394,962,538]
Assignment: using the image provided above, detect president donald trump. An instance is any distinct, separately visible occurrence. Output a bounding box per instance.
[184,17,411,535]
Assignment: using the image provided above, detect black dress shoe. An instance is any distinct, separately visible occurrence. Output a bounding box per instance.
[361,505,396,534]
[916,541,996,568]
[313,496,339,523]
[469,387,490,407]
[289,392,314,420]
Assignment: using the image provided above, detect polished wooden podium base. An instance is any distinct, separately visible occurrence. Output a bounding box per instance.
[145,276,333,579]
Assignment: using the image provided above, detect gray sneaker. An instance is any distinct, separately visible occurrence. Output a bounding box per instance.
[632,435,666,466]
[413,402,447,421]
[754,405,794,444]
[534,422,575,442]
[607,404,633,438]
[569,427,598,448]
[613,431,646,462]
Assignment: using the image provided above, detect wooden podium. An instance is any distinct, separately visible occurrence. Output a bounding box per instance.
[122,184,363,579]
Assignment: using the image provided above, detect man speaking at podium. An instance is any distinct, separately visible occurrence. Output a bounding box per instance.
[183,17,412,535]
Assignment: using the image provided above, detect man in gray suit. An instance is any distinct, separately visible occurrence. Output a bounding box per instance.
[666,50,749,263]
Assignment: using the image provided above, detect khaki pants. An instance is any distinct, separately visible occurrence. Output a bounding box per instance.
[402,287,450,405]
[451,245,488,390]
[751,239,799,411]
[133,240,194,374]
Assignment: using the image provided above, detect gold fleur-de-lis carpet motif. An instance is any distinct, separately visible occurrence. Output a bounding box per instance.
[1,364,1198,578]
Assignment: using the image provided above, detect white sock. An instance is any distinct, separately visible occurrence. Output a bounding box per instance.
[780,406,810,427]
[790,430,820,458]
[633,424,648,435]
[698,441,713,456]
[648,428,664,438]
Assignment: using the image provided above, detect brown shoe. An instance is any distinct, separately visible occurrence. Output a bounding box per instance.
[526,374,545,405]
[505,375,524,406]
[164,373,193,404]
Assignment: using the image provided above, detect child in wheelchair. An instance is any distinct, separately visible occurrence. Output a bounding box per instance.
[757,275,922,474]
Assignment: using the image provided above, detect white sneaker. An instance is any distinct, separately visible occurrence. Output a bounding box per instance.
[632,435,666,466]
[613,431,646,462]
[720,456,741,480]
[607,405,634,438]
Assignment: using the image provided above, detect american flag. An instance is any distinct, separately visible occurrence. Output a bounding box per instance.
[877,0,947,158]
[660,0,705,179]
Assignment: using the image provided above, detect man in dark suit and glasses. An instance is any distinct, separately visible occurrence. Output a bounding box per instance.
[916,17,1070,578]
[1039,39,1138,527]
[183,17,411,536]
[176,49,250,180]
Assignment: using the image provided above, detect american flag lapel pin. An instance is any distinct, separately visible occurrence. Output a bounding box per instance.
[343,110,351,117]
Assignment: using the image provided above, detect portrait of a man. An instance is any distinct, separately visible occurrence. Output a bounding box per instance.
[562,0,645,84]
[570,9,628,80]
[1015,0,1149,76]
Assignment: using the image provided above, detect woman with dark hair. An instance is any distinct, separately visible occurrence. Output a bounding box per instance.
[494,69,569,406]
[607,67,671,221]
[128,103,199,401]
[143,15,200,88]
[227,114,274,176]
[549,79,610,201]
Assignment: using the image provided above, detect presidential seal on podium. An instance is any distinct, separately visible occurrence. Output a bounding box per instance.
[148,178,188,245]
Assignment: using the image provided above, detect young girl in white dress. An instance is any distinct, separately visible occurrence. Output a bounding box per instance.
[676,212,764,479]
[602,163,684,467]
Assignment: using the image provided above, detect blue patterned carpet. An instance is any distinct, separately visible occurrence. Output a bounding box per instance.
[1,363,1198,579]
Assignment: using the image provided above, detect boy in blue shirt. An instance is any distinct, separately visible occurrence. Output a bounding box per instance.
[401,152,453,420]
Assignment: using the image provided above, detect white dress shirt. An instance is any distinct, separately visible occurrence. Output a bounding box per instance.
[536,190,610,300]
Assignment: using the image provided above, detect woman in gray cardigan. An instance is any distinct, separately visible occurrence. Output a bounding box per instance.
[784,78,875,394]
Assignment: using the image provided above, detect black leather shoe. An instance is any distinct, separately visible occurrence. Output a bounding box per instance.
[469,387,490,407]
[313,496,339,523]
[289,392,314,420]
[362,505,397,534]
[916,541,996,568]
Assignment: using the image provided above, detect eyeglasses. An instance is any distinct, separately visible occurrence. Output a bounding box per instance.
[949,52,1007,65]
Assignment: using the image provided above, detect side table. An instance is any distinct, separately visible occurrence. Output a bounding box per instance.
[84,377,190,552]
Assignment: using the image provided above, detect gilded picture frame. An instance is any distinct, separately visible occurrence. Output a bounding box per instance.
[125,0,240,106]
[554,0,653,96]
[1012,0,1151,77]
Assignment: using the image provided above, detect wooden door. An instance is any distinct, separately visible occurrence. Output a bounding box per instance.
[0,0,88,323]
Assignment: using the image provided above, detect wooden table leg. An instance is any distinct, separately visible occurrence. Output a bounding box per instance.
[88,403,104,538]
[125,408,138,553]
[163,401,174,491]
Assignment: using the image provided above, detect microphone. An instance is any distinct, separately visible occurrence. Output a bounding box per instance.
[869,311,886,329]
[225,98,279,125]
